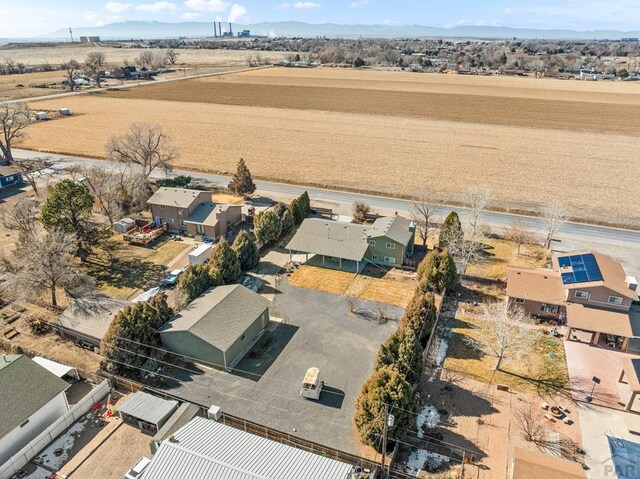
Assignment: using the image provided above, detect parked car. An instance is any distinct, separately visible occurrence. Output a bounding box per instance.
[162,268,185,288]
[123,457,151,479]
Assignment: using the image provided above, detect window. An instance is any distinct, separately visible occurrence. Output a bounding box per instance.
[371,254,378,261]
[368,239,376,246]
[386,243,396,249]
[514,298,525,304]
[178,209,184,216]
[160,205,165,210]
[384,256,396,264]
[575,291,589,299]
[608,296,623,305]
[541,303,558,314]
[20,419,29,428]
[5,176,13,182]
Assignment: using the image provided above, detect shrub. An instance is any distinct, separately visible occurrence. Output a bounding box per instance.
[352,201,370,224]
[156,175,192,188]
[417,249,459,293]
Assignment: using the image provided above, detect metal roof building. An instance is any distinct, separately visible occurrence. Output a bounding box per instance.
[142,416,354,479]
[117,392,179,434]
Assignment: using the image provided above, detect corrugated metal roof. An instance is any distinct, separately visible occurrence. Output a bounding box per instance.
[142,417,354,479]
[158,285,270,352]
[285,219,368,262]
[117,392,178,425]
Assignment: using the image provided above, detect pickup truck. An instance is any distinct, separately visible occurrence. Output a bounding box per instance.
[162,268,185,288]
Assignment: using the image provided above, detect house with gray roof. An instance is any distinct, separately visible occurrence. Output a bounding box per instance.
[158,285,271,369]
[0,355,70,466]
[286,216,415,270]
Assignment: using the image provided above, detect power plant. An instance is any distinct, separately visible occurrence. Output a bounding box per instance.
[212,21,250,38]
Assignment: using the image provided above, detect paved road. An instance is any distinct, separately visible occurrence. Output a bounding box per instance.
[12,148,640,273]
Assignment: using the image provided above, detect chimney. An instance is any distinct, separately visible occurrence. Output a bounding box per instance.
[627,276,638,292]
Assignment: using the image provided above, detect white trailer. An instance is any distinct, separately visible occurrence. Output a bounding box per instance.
[300,367,324,400]
[189,243,213,266]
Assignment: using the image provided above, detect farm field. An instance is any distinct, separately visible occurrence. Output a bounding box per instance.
[19,67,640,226]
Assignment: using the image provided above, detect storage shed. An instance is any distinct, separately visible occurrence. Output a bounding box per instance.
[118,392,178,434]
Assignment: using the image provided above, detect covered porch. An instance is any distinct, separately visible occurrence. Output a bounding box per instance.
[565,303,639,353]
[618,357,640,413]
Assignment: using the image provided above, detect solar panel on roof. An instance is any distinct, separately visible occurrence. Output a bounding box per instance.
[558,253,602,284]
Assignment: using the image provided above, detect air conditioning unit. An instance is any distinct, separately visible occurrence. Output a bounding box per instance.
[208,405,222,421]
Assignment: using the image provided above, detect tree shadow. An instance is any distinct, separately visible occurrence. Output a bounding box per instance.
[83,258,165,291]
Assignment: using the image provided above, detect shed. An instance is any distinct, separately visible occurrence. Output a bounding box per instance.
[113,217,136,233]
[58,108,71,116]
[118,391,179,434]
[158,285,270,369]
[35,111,49,121]
[32,357,79,381]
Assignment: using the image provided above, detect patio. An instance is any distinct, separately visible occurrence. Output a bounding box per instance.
[564,339,638,411]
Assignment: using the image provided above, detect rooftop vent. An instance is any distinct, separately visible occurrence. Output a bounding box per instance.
[627,276,638,292]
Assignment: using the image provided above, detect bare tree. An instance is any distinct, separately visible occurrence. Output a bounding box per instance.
[1,197,41,240]
[165,48,179,65]
[0,102,32,164]
[411,188,440,247]
[79,167,124,226]
[542,200,568,249]
[137,51,154,69]
[0,229,95,307]
[464,186,491,240]
[85,51,106,88]
[352,201,370,224]
[62,59,81,91]
[443,226,487,274]
[515,406,581,460]
[504,221,536,255]
[465,302,539,371]
[106,123,177,178]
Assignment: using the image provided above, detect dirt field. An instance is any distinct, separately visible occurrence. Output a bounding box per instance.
[19,68,640,226]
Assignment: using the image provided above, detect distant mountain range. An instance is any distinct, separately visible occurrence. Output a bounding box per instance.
[40,21,640,41]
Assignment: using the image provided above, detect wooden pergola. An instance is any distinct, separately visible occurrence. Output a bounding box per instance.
[618,357,640,412]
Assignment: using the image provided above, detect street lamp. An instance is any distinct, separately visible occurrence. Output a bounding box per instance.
[586,376,600,402]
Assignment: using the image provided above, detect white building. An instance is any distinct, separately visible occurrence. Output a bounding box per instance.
[0,355,70,466]
[140,416,355,479]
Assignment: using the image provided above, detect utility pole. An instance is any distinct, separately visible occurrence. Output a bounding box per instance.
[381,405,395,477]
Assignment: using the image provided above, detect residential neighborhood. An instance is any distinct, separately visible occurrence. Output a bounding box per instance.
[1,4,640,479]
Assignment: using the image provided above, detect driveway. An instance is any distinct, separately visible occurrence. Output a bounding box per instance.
[158,277,402,455]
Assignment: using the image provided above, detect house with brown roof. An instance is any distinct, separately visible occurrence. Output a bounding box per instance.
[509,448,585,479]
[507,251,639,352]
[147,188,242,240]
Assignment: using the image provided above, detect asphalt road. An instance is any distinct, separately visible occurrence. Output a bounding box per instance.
[11,148,640,274]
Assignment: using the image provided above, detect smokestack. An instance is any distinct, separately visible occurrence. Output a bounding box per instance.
[213,21,217,37]
[219,22,222,36]
[229,22,232,36]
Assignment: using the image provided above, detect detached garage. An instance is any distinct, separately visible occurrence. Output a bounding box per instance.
[118,391,178,434]
[158,285,270,369]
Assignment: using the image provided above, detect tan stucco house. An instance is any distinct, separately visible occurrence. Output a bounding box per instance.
[507,251,639,352]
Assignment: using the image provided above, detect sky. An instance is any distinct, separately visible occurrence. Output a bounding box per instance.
[0,0,638,37]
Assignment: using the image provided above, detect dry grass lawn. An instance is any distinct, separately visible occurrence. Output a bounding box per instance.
[20,68,640,226]
[465,238,547,279]
[289,265,416,307]
[443,316,569,395]
[212,192,244,204]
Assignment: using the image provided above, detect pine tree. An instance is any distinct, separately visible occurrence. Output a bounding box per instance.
[209,238,241,283]
[399,292,437,347]
[288,198,304,225]
[280,210,294,234]
[233,230,259,270]
[354,366,414,447]
[375,328,423,385]
[253,211,283,245]
[299,191,311,216]
[439,211,463,248]
[417,249,459,293]
[228,158,256,197]
[176,264,223,304]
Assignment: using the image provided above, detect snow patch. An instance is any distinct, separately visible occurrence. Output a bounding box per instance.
[407,448,450,472]
[34,421,86,470]
[429,334,450,382]
[416,404,440,438]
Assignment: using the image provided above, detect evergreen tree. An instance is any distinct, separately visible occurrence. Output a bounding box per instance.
[439,211,463,248]
[233,230,259,271]
[375,328,423,385]
[288,198,304,225]
[253,211,282,245]
[417,249,459,293]
[280,209,294,234]
[354,366,414,447]
[176,264,222,303]
[102,294,174,375]
[399,292,437,347]
[272,202,288,218]
[228,158,256,197]
[299,191,311,216]
[41,179,110,259]
[209,238,241,283]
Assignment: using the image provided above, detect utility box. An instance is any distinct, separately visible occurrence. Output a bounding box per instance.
[35,111,49,121]
[59,108,71,116]
[208,405,222,421]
